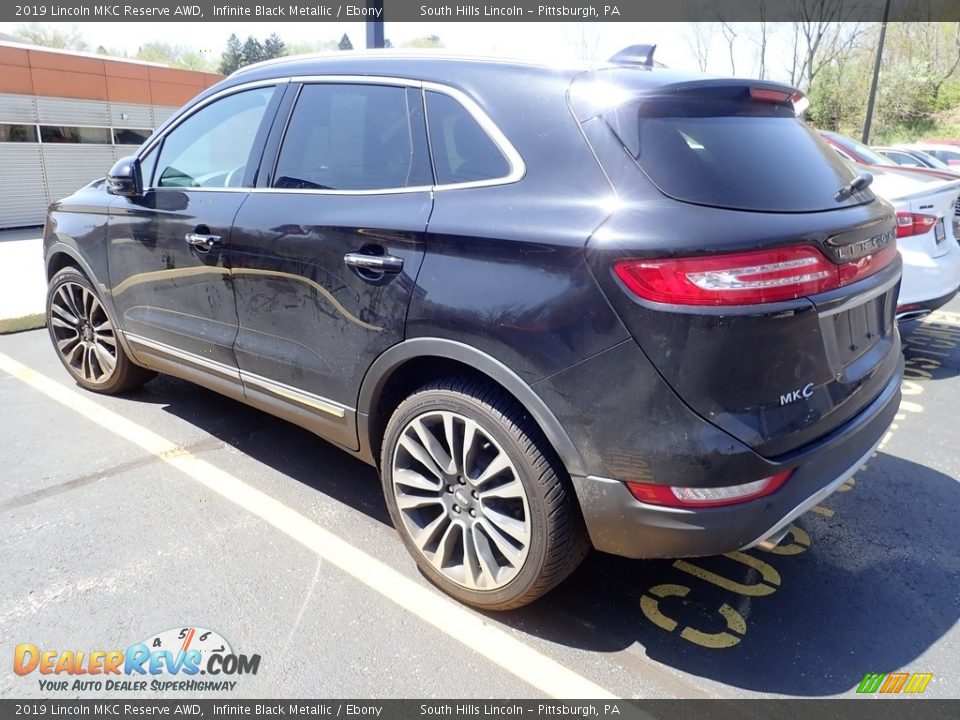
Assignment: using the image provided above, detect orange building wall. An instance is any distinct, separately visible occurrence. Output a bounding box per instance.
[0,44,223,106]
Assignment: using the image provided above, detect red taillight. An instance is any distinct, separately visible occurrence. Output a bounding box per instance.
[614,244,897,306]
[749,87,792,103]
[626,471,791,509]
[896,211,937,238]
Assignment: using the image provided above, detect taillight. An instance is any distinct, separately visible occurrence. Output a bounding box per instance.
[626,471,791,509]
[614,243,897,306]
[896,211,937,238]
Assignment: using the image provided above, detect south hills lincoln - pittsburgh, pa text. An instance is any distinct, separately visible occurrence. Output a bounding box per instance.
[419,4,622,17]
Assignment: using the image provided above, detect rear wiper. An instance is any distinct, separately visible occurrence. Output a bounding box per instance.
[834,172,873,202]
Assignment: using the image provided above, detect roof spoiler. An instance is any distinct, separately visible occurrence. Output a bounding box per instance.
[609,44,656,69]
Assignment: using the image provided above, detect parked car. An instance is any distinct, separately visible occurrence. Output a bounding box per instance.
[819,130,958,181]
[864,164,960,320]
[43,50,903,609]
[902,142,960,168]
[874,146,957,172]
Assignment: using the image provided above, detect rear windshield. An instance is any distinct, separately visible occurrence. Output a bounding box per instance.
[605,88,868,212]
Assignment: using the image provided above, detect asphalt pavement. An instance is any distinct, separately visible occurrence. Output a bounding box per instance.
[1,300,959,700]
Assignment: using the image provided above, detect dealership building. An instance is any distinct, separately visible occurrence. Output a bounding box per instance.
[0,40,222,229]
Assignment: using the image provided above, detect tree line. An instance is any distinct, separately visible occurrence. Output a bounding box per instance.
[685,20,960,142]
[10,24,442,76]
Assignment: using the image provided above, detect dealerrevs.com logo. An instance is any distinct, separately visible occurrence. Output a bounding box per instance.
[14,626,260,693]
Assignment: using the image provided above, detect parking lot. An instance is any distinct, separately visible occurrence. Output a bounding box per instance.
[2,300,959,700]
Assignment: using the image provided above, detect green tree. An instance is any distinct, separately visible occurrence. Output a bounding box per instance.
[401,35,443,49]
[219,33,244,74]
[136,42,214,72]
[338,34,353,51]
[241,36,265,66]
[263,33,286,60]
[13,23,89,50]
[286,39,339,55]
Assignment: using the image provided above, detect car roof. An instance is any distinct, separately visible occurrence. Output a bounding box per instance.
[222,49,737,94]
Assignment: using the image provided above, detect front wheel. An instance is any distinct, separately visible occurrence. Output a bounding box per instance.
[46,266,155,394]
[381,377,589,610]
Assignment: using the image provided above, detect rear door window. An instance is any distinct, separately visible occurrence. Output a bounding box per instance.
[273,83,432,191]
[426,91,510,185]
[605,87,869,212]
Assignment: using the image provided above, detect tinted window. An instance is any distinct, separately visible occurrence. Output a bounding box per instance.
[0,124,37,142]
[825,133,894,166]
[156,87,274,189]
[113,128,152,145]
[606,89,870,212]
[40,126,111,144]
[884,151,922,167]
[426,91,510,185]
[274,84,432,191]
[930,149,960,166]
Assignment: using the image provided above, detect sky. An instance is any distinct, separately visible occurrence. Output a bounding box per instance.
[0,21,786,79]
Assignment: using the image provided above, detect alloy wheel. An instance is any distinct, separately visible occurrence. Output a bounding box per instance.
[49,281,118,385]
[391,410,531,591]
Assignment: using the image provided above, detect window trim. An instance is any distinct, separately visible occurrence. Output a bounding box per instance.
[135,75,526,196]
[268,80,435,195]
[422,80,524,191]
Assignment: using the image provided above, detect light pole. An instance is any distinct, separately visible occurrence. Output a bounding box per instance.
[366,0,385,49]
[862,0,891,144]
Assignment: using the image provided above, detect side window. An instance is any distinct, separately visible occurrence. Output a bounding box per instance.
[273,84,432,191]
[425,91,510,185]
[155,87,275,189]
[892,153,921,167]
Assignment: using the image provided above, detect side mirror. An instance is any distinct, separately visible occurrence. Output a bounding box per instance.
[107,156,143,197]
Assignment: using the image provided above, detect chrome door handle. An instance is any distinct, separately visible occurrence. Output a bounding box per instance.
[344,252,404,273]
[185,232,221,252]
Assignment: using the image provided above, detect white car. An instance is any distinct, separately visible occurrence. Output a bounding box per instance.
[862,164,960,321]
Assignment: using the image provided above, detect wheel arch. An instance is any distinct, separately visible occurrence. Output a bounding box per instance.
[45,242,98,284]
[356,338,585,477]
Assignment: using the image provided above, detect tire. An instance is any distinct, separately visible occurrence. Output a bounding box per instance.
[381,376,590,610]
[46,266,155,394]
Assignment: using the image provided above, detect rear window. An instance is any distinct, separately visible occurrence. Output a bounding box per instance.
[605,88,868,212]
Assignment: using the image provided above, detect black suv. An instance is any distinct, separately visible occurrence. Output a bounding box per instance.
[44,49,903,610]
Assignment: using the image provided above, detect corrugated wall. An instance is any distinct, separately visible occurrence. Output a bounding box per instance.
[0,144,47,228]
[0,93,180,228]
[0,44,222,229]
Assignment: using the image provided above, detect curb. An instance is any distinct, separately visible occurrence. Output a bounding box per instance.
[0,314,46,334]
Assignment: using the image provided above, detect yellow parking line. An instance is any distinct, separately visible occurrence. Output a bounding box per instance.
[0,351,616,700]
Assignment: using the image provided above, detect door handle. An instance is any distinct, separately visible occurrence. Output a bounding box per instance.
[344,252,403,273]
[185,232,221,252]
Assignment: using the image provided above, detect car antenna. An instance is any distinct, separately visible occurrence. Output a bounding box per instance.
[609,44,657,69]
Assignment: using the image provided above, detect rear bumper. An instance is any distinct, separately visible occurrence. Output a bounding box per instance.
[572,363,902,559]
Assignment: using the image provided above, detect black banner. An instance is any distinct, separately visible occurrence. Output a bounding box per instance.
[2,700,960,720]
[3,0,960,23]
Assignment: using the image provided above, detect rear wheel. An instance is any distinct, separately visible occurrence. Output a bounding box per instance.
[381,377,589,610]
[46,267,155,394]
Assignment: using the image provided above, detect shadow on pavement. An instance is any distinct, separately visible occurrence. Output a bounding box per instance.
[122,354,958,697]
[123,373,390,525]
[503,451,960,696]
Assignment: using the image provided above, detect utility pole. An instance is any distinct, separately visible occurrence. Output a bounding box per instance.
[862,0,891,144]
[366,0,385,49]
